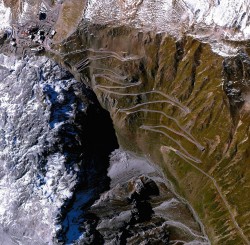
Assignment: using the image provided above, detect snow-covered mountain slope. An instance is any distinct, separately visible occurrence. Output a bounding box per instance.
[85,0,249,35]
[0,54,89,244]
[0,1,11,31]
[84,0,250,56]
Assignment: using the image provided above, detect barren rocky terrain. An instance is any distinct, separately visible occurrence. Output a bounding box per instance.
[0,0,249,244]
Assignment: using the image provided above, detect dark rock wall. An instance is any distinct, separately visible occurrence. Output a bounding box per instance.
[0,53,118,244]
[82,149,209,245]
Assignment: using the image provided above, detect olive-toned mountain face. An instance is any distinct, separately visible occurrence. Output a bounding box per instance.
[53,24,250,244]
[1,0,250,244]
[49,8,250,245]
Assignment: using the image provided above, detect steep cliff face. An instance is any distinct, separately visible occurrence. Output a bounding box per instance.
[1,0,250,244]
[0,40,209,245]
[0,53,119,244]
[86,149,209,245]
[52,22,250,244]
[0,54,87,244]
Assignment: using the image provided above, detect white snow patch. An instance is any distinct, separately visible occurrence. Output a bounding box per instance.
[0,1,11,32]
[108,149,155,187]
[0,54,86,244]
[84,0,250,56]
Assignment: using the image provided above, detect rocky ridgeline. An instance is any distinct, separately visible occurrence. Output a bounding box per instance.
[77,150,209,245]
[0,0,250,244]
[53,22,250,244]
[0,52,208,244]
[0,53,118,244]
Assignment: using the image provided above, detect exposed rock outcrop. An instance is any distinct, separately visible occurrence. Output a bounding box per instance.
[0,53,118,244]
[52,23,250,244]
[1,0,250,244]
[77,150,209,245]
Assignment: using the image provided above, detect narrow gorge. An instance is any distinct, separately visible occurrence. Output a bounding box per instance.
[0,0,249,244]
